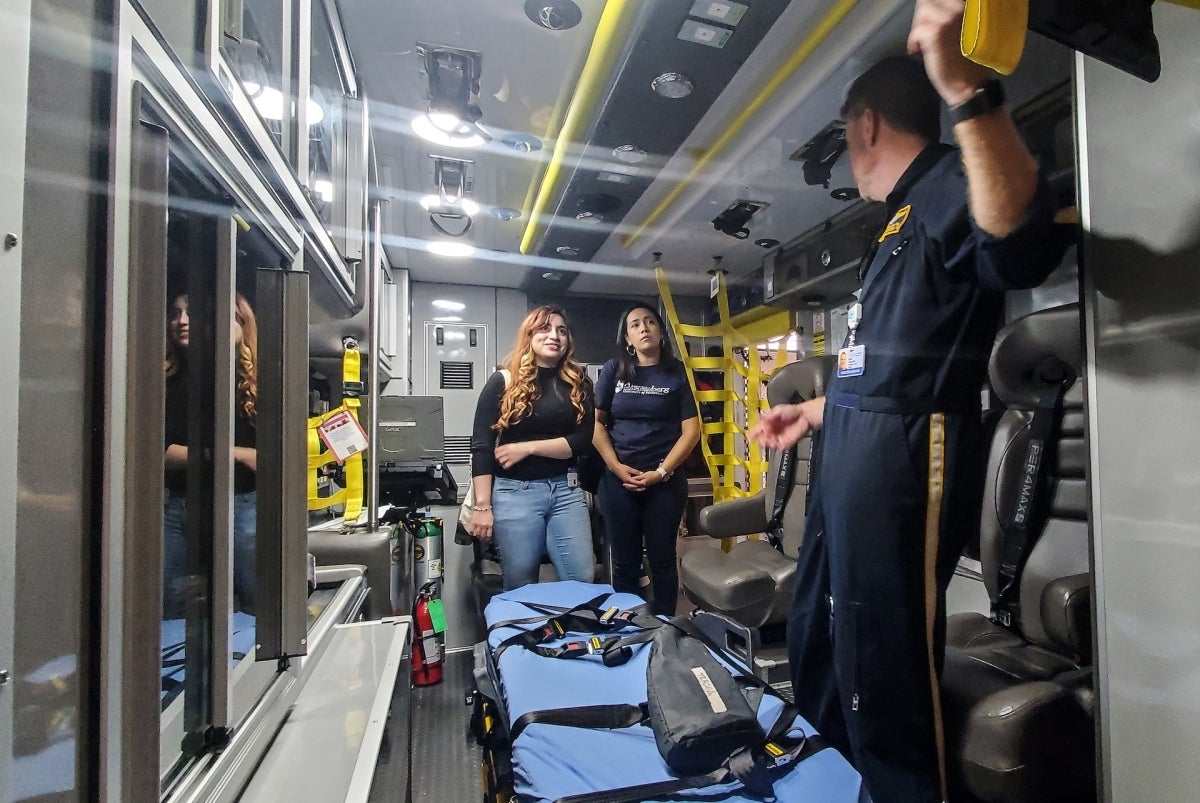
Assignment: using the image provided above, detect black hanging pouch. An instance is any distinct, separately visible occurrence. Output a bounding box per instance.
[645,623,767,780]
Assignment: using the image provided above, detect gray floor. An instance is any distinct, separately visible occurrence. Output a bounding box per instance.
[409,649,482,803]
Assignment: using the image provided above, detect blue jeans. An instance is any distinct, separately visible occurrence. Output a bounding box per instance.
[163,489,258,617]
[492,474,594,591]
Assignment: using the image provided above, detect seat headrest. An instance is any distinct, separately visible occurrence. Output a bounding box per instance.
[766,356,836,407]
[989,303,1082,408]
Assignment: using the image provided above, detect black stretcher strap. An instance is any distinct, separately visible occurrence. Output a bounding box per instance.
[510,703,649,742]
[991,357,1075,629]
[492,594,662,662]
[552,734,831,803]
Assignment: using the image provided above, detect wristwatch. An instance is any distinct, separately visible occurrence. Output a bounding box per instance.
[656,465,673,481]
[948,79,1006,125]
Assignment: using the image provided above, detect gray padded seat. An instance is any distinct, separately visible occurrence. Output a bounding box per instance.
[942,303,1095,803]
[679,357,834,629]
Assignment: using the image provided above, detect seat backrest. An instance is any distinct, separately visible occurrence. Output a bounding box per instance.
[762,356,835,558]
[981,303,1090,658]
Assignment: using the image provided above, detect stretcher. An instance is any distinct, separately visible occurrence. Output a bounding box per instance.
[473,580,864,803]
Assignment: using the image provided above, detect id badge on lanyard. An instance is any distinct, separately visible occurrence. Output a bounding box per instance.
[837,302,865,378]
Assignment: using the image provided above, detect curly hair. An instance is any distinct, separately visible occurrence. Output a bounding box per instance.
[234,293,258,422]
[164,292,258,422]
[496,305,589,430]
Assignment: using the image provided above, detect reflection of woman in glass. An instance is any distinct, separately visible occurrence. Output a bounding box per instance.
[163,292,259,617]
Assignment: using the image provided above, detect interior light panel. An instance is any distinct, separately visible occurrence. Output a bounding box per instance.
[688,1,747,26]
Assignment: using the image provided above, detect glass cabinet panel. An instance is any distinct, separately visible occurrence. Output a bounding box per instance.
[308,9,346,238]
[221,0,289,152]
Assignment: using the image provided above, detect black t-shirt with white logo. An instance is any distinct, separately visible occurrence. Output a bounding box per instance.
[595,359,698,471]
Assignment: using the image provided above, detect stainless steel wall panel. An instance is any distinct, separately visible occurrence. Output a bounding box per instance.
[13,0,111,798]
[0,0,32,795]
[1078,6,1200,799]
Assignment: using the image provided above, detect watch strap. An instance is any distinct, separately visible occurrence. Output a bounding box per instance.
[948,79,1006,125]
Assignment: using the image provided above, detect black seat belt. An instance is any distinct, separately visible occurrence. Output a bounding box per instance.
[990,356,1076,628]
[764,444,797,552]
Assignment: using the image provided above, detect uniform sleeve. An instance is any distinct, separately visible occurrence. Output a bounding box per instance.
[927,161,1069,293]
[470,371,505,477]
[564,383,596,456]
[594,360,615,414]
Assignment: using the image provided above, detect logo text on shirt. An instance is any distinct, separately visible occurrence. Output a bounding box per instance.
[614,380,671,396]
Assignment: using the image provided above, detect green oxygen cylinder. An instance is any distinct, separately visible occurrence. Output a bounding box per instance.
[413,514,444,591]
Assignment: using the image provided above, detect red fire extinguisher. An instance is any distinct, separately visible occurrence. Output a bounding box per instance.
[412,581,444,686]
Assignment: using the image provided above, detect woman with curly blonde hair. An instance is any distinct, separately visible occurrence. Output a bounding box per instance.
[468,305,595,590]
[163,291,260,616]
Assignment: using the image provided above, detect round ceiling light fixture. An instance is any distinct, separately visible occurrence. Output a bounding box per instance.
[411,113,489,149]
[651,72,694,99]
[420,193,480,217]
[493,207,522,221]
[613,144,648,164]
[524,0,583,30]
[555,245,581,257]
[574,211,606,225]
[426,240,477,258]
[801,294,826,308]
[754,238,780,249]
[541,271,563,281]
[501,132,544,153]
[830,187,860,202]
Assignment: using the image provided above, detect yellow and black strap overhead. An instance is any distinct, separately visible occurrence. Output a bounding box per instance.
[307,341,366,523]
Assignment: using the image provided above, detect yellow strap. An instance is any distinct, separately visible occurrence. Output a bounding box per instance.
[962,0,1028,75]
[342,347,361,389]
[307,344,367,518]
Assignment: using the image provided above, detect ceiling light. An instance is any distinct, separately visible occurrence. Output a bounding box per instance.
[613,145,648,164]
[493,207,522,221]
[313,179,334,203]
[242,83,324,125]
[651,72,694,99]
[420,193,480,217]
[501,133,543,153]
[575,211,606,225]
[541,271,562,281]
[426,241,477,258]
[802,294,826,308]
[555,245,580,257]
[413,45,488,148]
[754,238,780,249]
[831,187,860,202]
[432,299,466,311]
[411,114,488,148]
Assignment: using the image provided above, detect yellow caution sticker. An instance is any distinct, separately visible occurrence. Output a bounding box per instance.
[764,742,785,758]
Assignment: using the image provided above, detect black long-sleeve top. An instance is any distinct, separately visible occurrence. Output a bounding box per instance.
[470,367,595,480]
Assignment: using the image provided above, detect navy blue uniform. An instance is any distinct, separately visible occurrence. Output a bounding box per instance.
[789,144,1066,802]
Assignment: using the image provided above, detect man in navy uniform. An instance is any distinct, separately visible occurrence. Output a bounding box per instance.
[750,1,1069,801]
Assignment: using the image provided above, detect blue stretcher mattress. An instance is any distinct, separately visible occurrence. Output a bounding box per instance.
[484,580,864,803]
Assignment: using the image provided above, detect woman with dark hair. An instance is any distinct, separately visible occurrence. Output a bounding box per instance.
[593,303,700,615]
[468,305,596,590]
[163,292,259,616]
